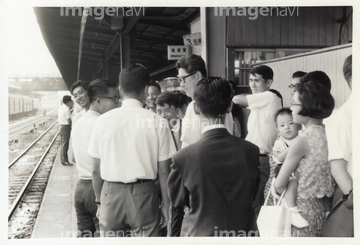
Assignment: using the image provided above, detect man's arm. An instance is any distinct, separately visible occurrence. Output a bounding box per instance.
[92,157,103,203]
[331,159,352,194]
[158,158,171,227]
[232,94,248,107]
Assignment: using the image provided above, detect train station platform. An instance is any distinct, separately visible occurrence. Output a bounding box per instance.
[32,146,79,238]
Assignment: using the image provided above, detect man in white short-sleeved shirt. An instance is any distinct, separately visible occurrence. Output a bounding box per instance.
[71,79,120,237]
[58,95,73,166]
[87,64,176,237]
[232,65,282,215]
[176,54,233,148]
[322,55,353,237]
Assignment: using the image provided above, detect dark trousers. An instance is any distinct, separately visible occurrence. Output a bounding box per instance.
[99,180,160,237]
[170,206,184,237]
[253,155,270,216]
[321,185,354,237]
[74,179,100,237]
[59,125,71,163]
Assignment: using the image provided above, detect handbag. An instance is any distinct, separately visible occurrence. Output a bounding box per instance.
[257,180,291,237]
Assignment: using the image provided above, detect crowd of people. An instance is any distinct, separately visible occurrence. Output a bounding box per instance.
[57,54,353,237]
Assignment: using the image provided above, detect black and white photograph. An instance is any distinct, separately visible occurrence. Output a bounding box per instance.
[0,0,358,244]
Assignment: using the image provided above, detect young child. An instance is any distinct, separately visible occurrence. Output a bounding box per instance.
[272,108,309,228]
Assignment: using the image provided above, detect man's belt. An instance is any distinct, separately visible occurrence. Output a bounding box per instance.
[111,179,153,185]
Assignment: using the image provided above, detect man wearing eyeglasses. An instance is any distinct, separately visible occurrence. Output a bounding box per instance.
[176,54,234,148]
[71,78,120,237]
[289,71,306,96]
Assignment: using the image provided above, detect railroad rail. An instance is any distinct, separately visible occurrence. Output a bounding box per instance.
[9,110,56,136]
[8,121,61,239]
[8,121,58,168]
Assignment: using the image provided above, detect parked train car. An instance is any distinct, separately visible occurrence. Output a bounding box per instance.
[9,94,40,120]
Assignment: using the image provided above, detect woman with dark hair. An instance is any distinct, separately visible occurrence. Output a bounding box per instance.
[274,71,335,237]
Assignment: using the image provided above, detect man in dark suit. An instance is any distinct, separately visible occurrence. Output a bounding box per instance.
[167,77,260,236]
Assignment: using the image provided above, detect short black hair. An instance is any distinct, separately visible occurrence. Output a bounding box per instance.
[343,55,352,82]
[300,70,331,91]
[274,107,292,125]
[228,80,236,91]
[149,81,161,93]
[292,71,307,79]
[119,63,150,95]
[155,92,176,108]
[250,65,273,81]
[62,95,72,104]
[173,92,189,109]
[296,71,334,119]
[193,77,232,118]
[176,54,207,78]
[70,80,89,94]
[87,78,119,102]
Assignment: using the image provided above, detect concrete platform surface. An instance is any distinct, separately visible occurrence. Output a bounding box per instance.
[32,146,79,238]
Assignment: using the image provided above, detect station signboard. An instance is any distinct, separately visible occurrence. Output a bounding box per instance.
[167,46,189,60]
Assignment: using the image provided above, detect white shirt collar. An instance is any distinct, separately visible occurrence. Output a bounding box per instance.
[122,98,143,108]
[86,109,101,117]
[201,124,226,134]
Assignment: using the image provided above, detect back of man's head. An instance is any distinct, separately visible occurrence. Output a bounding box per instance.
[119,63,150,95]
[62,95,72,104]
[343,55,352,83]
[88,78,119,102]
[250,65,273,81]
[193,77,232,118]
[176,54,207,78]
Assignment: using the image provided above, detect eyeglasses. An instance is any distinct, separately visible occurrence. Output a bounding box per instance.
[98,96,120,104]
[177,71,197,83]
[288,84,299,89]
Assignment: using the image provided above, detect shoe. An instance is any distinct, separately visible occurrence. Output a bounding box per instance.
[289,206,309,228]
[61,162,73,166]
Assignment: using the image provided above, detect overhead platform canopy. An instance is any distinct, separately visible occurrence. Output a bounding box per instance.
[34,7,200,89]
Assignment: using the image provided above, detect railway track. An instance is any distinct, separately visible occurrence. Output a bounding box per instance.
[9,110,56,136]
[8,121,60,239]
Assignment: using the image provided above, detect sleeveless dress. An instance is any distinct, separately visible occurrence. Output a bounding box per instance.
[292,125,335,236]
